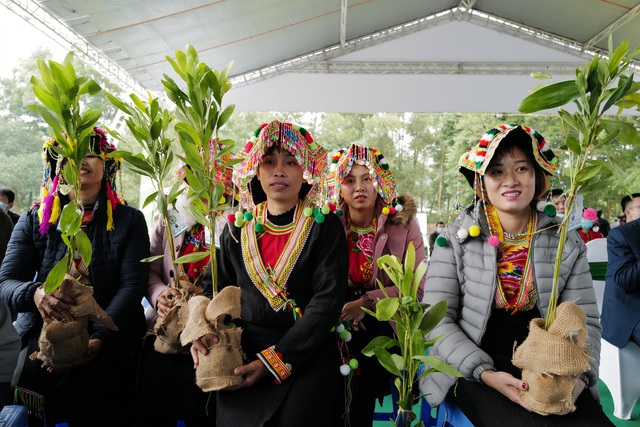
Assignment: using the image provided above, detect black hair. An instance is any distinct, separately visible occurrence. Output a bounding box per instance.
[621,193,640,214]
[0,188,15,204]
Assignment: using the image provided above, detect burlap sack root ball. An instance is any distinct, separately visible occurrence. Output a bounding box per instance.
[180,286,244,391]
[153,281,203,354]
[512,301,591,416]
[31,274,118,371]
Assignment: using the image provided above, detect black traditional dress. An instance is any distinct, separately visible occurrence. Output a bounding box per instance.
[214,201,348,427]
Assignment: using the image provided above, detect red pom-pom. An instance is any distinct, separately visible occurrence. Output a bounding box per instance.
[355,368,362,376]
[227,213,236,223]
[328,203,336,212]
[304,132,313,144]
[276,351,283,359]
[488,235,500,247]
[332,155,340,161]
[244,141,254,153]
[389,207,397,215]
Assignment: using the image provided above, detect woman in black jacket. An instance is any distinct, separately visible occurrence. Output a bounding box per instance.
[0,129,150,426]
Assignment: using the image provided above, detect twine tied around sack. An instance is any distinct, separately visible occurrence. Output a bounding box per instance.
[153,280,203,354]
[30,274,118,370]
[180,286,244,391]
[512,301,591,416]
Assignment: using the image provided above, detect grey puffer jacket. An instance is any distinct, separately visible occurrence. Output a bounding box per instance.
[419,203,601,407]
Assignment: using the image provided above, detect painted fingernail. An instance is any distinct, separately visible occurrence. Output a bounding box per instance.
[522,382,528,390]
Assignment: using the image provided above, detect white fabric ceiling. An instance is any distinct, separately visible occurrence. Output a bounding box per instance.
[6,0,640,113]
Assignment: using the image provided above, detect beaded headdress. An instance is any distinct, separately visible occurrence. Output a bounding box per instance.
[436,124,560,249]
[38,127,123,234]
[325,144,402,215]
[232,120,327,211]
[173,138,235,198]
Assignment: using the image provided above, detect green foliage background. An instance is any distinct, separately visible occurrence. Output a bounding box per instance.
[2,49,639,224]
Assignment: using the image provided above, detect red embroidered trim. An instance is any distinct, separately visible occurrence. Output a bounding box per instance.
[257,346,291,384]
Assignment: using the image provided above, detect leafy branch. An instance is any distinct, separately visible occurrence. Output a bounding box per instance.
[162,45,237,295]
[28,52,103,292]
[361,242,461,426]
[519,38,640,328]
[105,91,187,287]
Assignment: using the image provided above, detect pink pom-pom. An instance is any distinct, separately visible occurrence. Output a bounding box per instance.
[244,141,254,153]
[583,208,597,221]
[389,207,397,215]
[488,235,500,247]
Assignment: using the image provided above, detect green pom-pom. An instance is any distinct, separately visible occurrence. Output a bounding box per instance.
[436,236,447,247]
[330,326,336,332]
[336,209,343,217]
[339,329,349,340]
[303,207,313,217]
[244,211,253,221]
[312,207,319,216]
[254,222,265,233]
[349,359,359,370]
[315,214,325,223]
[342,319,351,330]
[234,217,245,227]
[227,322,236,329]
[335,319,343,327]
[321,205,330,215]
[544,204,557,217]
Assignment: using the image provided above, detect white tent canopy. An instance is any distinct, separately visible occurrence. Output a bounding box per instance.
[4,0,640,113]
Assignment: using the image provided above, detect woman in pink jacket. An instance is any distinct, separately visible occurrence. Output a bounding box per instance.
[325,144,426,427]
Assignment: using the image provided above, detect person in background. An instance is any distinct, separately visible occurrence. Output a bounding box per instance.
[551,188,566,217]
[325,144,425,426]
[596,209,610,237]
[429,221,446,256]
[0,129,150,426]
[0,209,13,263]
[578,208,604,243]
[0,298,20,411]
[191,120,348,427]
[601,193,640,348]
[0,188,20,225]
[421,124,610,426]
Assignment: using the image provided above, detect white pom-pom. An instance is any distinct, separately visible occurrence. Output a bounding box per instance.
[456,228,469,241]
[395,204,403,212]
[339,364,351,376]
[536,200,548,212]
[345,331,352,342]
[336,324,345,334]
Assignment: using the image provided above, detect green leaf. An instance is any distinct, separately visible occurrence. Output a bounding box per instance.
[361,335,398,356]
[419,299,448,334]
[44,252,70,293]
[142,191,159,209]
[217,104,235,129]
[74,229,93,266]
[174,252,210,264]
[518,80,580,113]
[414,355,462,377]
[575,165,602,184]
[608,39,629,74]
[373,348,402,376]
[374,298,400,321]
[565,135,581,155]
[602,74,634,113]
[141,254,168,263]
[59,201,80,235]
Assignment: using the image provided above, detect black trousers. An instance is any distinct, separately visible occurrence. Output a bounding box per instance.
[454,378,615,427]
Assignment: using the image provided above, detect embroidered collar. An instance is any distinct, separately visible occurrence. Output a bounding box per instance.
[241,199,314,317]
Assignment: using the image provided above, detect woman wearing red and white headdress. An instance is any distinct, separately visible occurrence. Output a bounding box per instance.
[325,144,426,427]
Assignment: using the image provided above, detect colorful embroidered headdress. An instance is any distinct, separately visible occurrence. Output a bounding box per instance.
[38,127,123,234]
[324,144,402,215]
[232,120,327,211]
[436,124,560,249]
[173,138,235,199]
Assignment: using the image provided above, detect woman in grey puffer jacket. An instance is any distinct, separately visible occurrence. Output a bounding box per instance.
[420,125,613,426]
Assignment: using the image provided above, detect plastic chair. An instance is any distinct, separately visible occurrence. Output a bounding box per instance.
[586,237,640,420]
[0,405,28,427]
[434,397,473,427]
